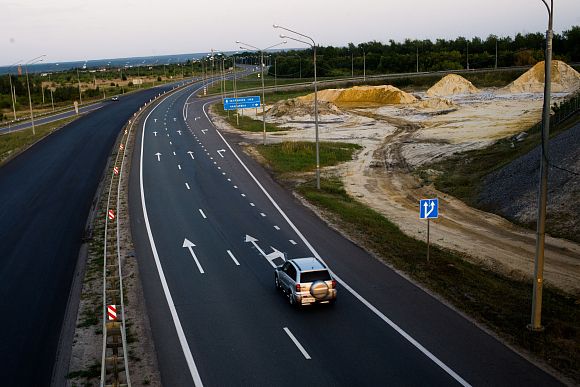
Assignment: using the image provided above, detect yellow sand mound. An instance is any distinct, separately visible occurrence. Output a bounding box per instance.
[299,85,417,106]
[426,74,479,97]
[268,98,341,117]
[414,97,455,109]
[505,60,580,93]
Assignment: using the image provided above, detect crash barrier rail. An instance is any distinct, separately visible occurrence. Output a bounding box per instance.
[99,79,199,387]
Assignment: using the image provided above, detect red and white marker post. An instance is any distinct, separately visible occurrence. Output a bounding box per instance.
[113,166,119,175]
[108,209,115,220]
[107,305,117,321]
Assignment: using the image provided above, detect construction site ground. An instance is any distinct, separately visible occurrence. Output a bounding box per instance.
[215,69,580,294]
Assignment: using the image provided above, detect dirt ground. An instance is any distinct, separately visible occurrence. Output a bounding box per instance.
[224,84,580,294]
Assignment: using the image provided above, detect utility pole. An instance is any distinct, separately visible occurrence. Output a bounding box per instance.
[77,69,83,105]
[363,51,366,81]
[416,42,419,73]
[529,0,554,332]
[495,39,498,69]
[466,41,470,70]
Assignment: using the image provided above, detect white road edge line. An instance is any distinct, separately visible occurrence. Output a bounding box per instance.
[199,209,207,219]
[202,101,470,387]
[283,327,311,360]
[227,250,240,266]
[140,88,204,387]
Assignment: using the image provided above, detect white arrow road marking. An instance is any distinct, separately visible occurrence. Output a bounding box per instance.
[217,149,226,158]
[201,129,208,134]
[283,327,311,360]
[177,130,182,135]
[187,151,195,160]
[154,118,157,122]
[195,116,200,120]
[244,235,285,268]
[202,102,470,387]
[173,117,177,121]
[153,131,158,136]
[183,238,204,274]
[227,250,240,266]
[155,152,162,161]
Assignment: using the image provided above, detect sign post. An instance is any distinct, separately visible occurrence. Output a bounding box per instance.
[419,198,439,262]
[223,96,261,111]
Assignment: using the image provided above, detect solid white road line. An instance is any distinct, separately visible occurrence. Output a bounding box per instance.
[202,101,471,387]
[283,327,311,360]
[140,95,203,387]
[199,209,207,219]
[227,250,240,266]
[289,240,297,245]
[185,183,191,190]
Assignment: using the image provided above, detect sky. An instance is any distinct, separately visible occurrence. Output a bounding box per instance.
[2,0,579,66]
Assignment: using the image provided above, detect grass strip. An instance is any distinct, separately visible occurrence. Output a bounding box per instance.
[254,141,579,382]
[0,116,79,165]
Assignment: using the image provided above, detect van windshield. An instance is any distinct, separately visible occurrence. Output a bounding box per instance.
[300,270,331,283]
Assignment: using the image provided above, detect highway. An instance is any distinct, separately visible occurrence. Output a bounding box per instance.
[129,83,562,385]
[0,82,189,386]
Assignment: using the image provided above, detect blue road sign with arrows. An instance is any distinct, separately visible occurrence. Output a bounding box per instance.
[224,96,261,110]
[420,198,439,219]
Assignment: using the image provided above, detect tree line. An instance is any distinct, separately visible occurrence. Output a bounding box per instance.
[265,26,580,78]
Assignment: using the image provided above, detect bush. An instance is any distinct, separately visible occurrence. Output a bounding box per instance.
[157,76,162,81]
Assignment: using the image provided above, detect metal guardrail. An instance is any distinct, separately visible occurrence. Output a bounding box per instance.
[99,79,198,387]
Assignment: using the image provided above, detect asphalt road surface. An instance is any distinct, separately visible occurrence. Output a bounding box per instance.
[0,81,192,386]
[129,83,562,386]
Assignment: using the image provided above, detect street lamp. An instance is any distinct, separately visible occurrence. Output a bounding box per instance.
[274,24,321,189]
[236,39,287,145]
[529,0,554,333]
[24,54,46,135]
[6,61,22,121]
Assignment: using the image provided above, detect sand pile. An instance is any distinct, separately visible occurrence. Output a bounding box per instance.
[268,98,341,117]
[299,85,417,106]
[414,97,455,109]
[426,74,479,97]
[505,60,580,93]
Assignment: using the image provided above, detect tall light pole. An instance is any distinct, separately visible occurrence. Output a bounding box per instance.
[6,61,22,121]
[529,0,554,333]
[466,41,470,70]
[233,52,239,126]
[236,39,287,145]
[76,69,83,105]
[274,24,321,189]
[363,51,366,81]
[24,55,46,135]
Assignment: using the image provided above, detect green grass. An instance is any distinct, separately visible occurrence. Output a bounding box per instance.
[67,362,100,380]
[213,103,283,133]
[0,116,79,165]
[420,103,580,242]
[253,142,580,382]
[256,141,361,174]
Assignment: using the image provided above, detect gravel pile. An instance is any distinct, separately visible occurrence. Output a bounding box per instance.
[478,121,580,241]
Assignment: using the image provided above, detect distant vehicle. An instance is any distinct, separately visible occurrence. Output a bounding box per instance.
[275,257,337,306]
[111,96,119,101]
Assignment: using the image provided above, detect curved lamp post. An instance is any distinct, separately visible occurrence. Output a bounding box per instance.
[529,0,554,332]
[24,54,46,135]
[273,24,320,189]
[236,40,286,145]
